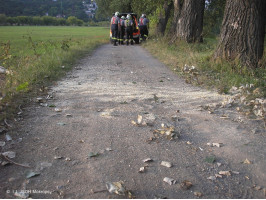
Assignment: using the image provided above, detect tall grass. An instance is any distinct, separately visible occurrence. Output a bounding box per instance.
[0,26,109,120]
[143,36,266,96]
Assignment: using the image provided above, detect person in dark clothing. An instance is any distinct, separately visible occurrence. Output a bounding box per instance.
[138,14,149,42]
[119,16,126,45]
[125,14,134,46]
[110,11,120,46]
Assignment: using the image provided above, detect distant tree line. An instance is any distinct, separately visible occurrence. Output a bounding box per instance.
[0,0,89,22]
[0,14,85,26]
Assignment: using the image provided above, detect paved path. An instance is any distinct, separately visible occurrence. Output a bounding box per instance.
[1,44,265,198]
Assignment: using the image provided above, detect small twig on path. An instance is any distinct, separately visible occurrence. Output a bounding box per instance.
[90,189,107,194]
[1,154,31,168]
[4,119,12,128]
[18,105,23,113]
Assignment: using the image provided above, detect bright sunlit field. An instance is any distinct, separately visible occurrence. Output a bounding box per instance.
[0,26,109,102]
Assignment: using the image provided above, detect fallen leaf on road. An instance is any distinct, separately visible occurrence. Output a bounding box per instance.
[163,177,176,185]
[55,108,62,112]
[127,191,134,199]
[131,120,137,125]
[161,161,172,168]
[219,171,231,176]
[207,143,222,147]
[143,158,153,163]
[105,148,113,151]
[207,176,216,181]
[180,180,193,190]
[106,181,126,195]
[57,122,66,126]
[5,134,12,141]
[154,125,178,140]
[139,166,146,173]
[88,152,100,158]
[220,115,230,119]
[137,115,143,124]
[215,174,222,178]
[36,97,44,102]
[205,155,216,163]
[253,185,262,191]
[217,162,222,167]
[153,94,159,102]
[132,115,149,126]
[212,143,222,147]
[26,171,40,179]
[2,151,16,159]
[194,192,203,197]
[243,158,252,164]
[0,141,5,147]
[1,160,10,166]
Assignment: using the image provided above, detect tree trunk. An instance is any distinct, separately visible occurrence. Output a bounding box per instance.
[176,0,205,43]
[214,0,266,68]
[156,0,173,36]
[169,0,182,36]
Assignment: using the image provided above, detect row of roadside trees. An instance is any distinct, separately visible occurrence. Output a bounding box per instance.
[95,0,265,69]
[0,14,84,26]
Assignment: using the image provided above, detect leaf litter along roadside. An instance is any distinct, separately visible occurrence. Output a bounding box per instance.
[131,112,247,197]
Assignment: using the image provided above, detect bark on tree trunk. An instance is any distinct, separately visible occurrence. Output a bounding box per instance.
[169,0,182,36]
[176,0,205,43]
[214,0,266,68]
[156,0,173,36]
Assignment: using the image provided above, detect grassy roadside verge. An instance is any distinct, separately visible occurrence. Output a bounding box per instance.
[142,36,265,97]
[0,26,109,121]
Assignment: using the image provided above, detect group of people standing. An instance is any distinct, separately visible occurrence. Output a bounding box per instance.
[110,12,149,46]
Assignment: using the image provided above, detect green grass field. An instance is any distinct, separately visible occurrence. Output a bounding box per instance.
[0,26,109,56]
[0,26,109,120]
[0,26,109,97]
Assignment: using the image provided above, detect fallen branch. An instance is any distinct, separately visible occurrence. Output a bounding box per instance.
[4,119,12,128]
[1,154,30,168]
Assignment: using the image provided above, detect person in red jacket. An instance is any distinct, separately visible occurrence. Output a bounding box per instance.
[138,14,149,42]
[110,11,120,46]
